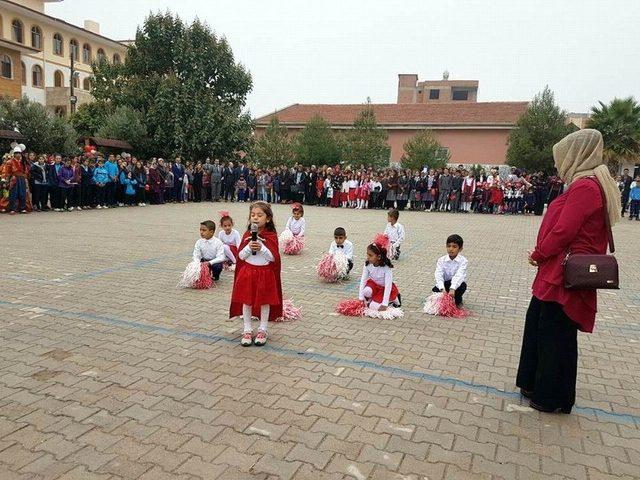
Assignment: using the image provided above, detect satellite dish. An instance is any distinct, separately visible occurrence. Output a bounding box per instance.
[443,70,450,80]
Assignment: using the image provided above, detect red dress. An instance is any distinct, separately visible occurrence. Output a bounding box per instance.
[229,230,283,320]
[530,178,607,332]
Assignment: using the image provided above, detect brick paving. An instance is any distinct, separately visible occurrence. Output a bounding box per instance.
[1,203,639,479]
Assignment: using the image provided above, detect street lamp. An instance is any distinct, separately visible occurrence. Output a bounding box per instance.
[69,51,79,114]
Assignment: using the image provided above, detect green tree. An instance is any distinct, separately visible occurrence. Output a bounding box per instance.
[0,96,78,154]
[252,117,294,168]
[91,12,253,160]
[293,115,340,167]
[339,105,390,168]
[401,129,449,171]
[506,86,572,174]
[97,106,148,149]
[587,97,640,172]
[71,101,111,137]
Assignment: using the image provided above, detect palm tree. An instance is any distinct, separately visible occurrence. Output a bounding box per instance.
[587,97,640,172]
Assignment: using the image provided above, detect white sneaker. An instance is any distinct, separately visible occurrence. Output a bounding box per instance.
[118,203,124,207]
[77,207,82,210]
[241,331,253,347]
[96,205,102,209]
[54,208,61,212]
[69,207,74,211]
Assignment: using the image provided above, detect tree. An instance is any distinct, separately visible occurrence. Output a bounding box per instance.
[71,101,111,138]
[401,129,449,171]
[97,106,148,149]
[506,86,572,174]
[252,117,295,168]
[0,96,78,154]
[587,97,640,172]
[91,12,253,160]
[293,115,340,167]
[339,105,390,168]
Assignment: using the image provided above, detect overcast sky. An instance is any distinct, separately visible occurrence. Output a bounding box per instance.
[48,0,639,118]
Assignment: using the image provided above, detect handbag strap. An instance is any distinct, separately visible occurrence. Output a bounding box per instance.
[589,177,615,254]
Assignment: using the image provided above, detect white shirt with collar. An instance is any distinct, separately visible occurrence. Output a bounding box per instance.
[329,240,353,260]
[286,216,306,236]
[239,239,275,266]
[217,229,241,247]
[193,237,226,265]
[384,222,405,246]
[435,254,468,291]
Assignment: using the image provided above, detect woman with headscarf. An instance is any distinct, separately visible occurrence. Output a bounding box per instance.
[516,129,621,414]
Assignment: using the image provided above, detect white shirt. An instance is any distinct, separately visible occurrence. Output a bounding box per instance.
[239,238,275,266]
[359,264,393,306]
[348,179,358,189]
[435,254,468,291]
[218,229,241,247]
[192,237,226,265]
[329,240,353,260]
[341,181,349,193]
[286,217,306,236]
[370,181,382,192]
[384,222,405,245]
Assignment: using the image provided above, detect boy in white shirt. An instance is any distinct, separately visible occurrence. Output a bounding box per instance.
[329,227,354,274]
[384,209,405,260]
[192,220,227,281]
[433,234,468,307]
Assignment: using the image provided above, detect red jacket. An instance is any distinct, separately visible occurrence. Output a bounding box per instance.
[530,177,607,332]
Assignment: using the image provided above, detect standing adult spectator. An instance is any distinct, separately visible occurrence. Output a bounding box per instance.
[172,157,185,203]
[193,162,204,202]
[210,159,223,201]
[620,168,633,217]
[147,160,163,204]
[516,129,621,414]
[80,157,95,209]
[104,154,119,207]
[223,161,235,201]
[30,155,48,211]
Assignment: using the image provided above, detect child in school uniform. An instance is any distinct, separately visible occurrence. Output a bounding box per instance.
[341,177,350,208]
[217,212,241,267]
[329,227,354,274]
[192,220,227,282]
[384,208,405,260]
[348,175,358,208]
[230,201,282,347]
[359,236,401,311]
[281,203,306,255]
[432,234,468,307]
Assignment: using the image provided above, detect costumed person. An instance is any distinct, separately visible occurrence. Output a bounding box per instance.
[178,220,226,289]
[317,227,354,282]
[280,203,306,255]
[5,146,30,215]
[384,208,405,260]
[230,201,283,347]
[217,211,241,268]
[425,234,468,312]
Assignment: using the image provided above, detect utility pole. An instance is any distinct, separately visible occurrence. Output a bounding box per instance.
[69,51,77,115]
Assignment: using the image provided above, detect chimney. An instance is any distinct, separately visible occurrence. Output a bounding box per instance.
[84,20,100,35]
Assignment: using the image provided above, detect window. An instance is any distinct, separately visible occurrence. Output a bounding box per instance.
[54,70,64,87]
[429,89,440,100]
[53,33,64,56]
[1,55,12,79]
[113,53,121,65]
[452,90,469,101]
[21,62,26,85]
[32,65,43,88]
[70,39,79,61]
[97,48,106,62]
[82,43,92,64]
[12,19,24,44]
[83,77,92,91]
[30,26,42,49]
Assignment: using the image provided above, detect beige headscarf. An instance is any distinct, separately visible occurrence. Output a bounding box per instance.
[553,129,621,225]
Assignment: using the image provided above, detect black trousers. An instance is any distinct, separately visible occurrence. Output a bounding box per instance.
[32,184,48,210]
[204,261,224,281]
[516,297,578,409]
[95,185,106,206]
[433,281,466,306]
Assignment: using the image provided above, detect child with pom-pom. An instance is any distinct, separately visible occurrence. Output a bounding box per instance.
[280,203,306,255]
[359,235,402,312]
[317,227,354,282]
[384,208,405,260]
[217,211,241,269]
[432,234,468,307]
[179,220,226,288]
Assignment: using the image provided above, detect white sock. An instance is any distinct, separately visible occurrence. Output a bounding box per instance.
[242,304,252,332]
[259,305,270,332]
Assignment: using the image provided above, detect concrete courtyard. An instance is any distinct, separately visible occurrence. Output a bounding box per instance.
[0,203,639,480]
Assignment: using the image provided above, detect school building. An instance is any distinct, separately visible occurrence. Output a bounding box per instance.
[254,73,531,166]
[0,0,127,116]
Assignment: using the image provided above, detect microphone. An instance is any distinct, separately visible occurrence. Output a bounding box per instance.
[250,223,259,255]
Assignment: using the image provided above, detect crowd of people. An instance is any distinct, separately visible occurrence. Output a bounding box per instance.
[2,146,638,217]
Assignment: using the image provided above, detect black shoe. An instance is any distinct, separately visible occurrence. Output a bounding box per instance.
[213,275,220,282]
[396,294,402,307]
[520,388,533,399]
[529,400,572,414]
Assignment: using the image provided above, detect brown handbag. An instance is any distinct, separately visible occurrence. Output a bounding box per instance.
[563,178,619,290]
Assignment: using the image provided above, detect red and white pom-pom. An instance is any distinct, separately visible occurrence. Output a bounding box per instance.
[335,298,366,317]
[364,306,404,319]
[317,251,350,282]
[423,292,467,318]
[218,210,230,218]
[274,298,302,322]
[280,229,304,255]
[177,260,214,289]
[372,233,390,252]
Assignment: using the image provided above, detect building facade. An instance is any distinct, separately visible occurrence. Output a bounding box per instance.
[398,72,479,104]
[0,0,126,115]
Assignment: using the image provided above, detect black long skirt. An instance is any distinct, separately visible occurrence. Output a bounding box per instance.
[516,297,578,410]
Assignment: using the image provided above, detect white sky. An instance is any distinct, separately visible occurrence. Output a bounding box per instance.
[48,0,640,118]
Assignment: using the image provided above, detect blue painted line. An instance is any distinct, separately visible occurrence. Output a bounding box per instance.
[1,298,638,426]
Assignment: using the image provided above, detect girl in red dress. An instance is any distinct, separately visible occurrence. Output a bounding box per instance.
[230,201,283,347]
[358,237,401,311]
